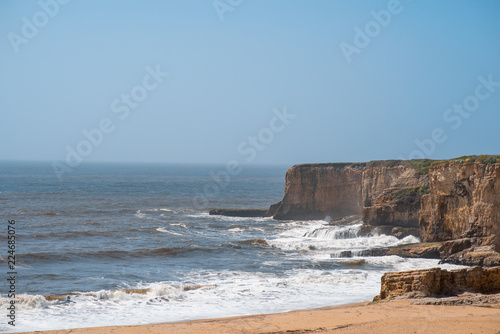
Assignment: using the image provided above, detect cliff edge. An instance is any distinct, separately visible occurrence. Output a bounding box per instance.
[267,155,500,266]
[266,160,431,231]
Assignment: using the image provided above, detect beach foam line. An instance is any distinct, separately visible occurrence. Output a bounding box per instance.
[16,299,500,334]
[42,284,213,301]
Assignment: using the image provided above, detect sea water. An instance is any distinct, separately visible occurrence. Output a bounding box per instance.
[0,162,463,332]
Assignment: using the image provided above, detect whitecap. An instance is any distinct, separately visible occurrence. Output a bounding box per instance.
[156,227,183,236]
[228,227,245,232]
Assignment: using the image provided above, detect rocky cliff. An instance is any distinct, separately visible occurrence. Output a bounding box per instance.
[419,162,500,250]
[267,156,500,265]
[266,163,365,220]
[267,160,430,231]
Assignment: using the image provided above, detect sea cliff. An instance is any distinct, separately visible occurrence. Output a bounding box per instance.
[266,155,500,266]
[266,160,430,231]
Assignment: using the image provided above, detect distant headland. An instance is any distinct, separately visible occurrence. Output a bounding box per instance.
[212,155,500,267]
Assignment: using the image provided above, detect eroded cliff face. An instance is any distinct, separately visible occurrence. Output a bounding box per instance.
[267,163,364,220]
[419,163,500,252]
[268,161,427,230]
[268,159,500,265]
[362,166,428,229]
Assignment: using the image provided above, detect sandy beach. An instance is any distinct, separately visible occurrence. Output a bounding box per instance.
[20,299,500,334]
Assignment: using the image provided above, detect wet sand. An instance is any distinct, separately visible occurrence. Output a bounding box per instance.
[19,299,500,334]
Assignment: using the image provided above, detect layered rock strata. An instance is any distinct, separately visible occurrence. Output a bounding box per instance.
[376,267,500,300]
[419,162,500,250]
[267,157,500,266]
[266,160,431,230]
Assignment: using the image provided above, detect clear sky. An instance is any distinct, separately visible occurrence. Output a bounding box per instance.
[1,0,499,166]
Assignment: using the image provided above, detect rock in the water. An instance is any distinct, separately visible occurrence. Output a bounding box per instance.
[209,209,267,218]
[339,251,352,258]
[342,259,365,266]
[365,243,441,259]
[441,246,500,267]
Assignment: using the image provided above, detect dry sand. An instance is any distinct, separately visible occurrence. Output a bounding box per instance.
[19,300,500,334]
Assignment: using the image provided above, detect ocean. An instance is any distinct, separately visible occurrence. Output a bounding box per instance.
[0,162,463,332]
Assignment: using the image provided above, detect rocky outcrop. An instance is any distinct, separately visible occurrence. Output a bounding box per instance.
[266,163,365,220]
[268,160,430,230]
[376,267,500,300]
[440,246,500,267]
[412,292,500,306]
[362,242,442,259]
[267,157,500,265]
[419,162,500,251]
[209,209,267,218]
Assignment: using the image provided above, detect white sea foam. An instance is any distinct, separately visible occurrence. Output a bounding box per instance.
[134,210,146,218]
[214,215,274,223]
[268,220,420,253]
[270,230,412,252]
[2,257,466,333]
[156,227,184,236]
[169,223,187,228]
[228,227,245,232]
[143,208,175,213]
[185,211,273,222]
[159,208,174,212]
[3,217,464,333]
[186,211,210,217]
[302,223,363,239]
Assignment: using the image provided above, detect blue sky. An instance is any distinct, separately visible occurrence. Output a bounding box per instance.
[1,0,499,165]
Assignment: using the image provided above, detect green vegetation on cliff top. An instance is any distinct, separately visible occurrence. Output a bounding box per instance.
[379,186,430,206]
[393,186,430,205]
[410,155,500,176]
[297,155,500,176]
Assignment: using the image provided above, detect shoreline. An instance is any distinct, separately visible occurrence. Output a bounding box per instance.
[18,299,500,334]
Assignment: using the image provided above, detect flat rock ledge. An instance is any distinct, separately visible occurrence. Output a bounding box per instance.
[209,209,267,218]
[365,241,500,266]
[411,292,500,307]
[375,267,500,301]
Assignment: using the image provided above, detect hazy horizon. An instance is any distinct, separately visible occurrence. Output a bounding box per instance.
[2,0,499,169]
